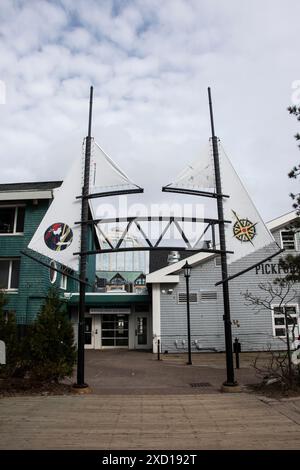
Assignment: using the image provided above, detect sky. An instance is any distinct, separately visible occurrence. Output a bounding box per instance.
[0,0,300,222]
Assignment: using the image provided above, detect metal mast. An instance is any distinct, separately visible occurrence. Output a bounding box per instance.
[208,87,236,386]
[76,85,93,388]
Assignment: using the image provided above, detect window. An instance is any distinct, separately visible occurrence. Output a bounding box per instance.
[101,314,129,347]
[60,273,67,290]
[272,305,299,338]
[58,266,71,290]
[0,259,20,290]
[49,260,57,284]
[178,292,198,303]
[110,275,125,286]
[280,231,296,251]
[0,206,25,234]
[135,275,146,286]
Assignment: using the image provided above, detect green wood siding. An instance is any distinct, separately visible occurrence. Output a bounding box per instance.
[0,197,96,324]
[0,200,51,323]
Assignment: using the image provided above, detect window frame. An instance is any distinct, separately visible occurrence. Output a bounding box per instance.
[0,258,21,291]
[0,204,25,235]
[60,272,67,290]
[271,303,300,338]
[134,275,146,286]
[280,230,297,251]
[110,274,126,286]
[49,260,57,284]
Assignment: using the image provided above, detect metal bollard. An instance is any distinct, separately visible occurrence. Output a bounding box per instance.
[233,338,241,369]
[157,339,160,361]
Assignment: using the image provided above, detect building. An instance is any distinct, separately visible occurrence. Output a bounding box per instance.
[146,211,300,354]
[95,271,147,293]
[0,181,151,349]
[97,226,149,273]
[1,180,300,354]
[0,181,66,326]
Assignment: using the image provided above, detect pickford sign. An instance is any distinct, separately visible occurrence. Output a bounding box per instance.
[255,262,300,275]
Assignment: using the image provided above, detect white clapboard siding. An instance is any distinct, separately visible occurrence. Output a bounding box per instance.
[160,225,300,352]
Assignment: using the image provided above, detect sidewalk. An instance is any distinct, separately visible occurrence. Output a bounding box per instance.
[82,350,267,394]
[0,393,299,449]
[1,351,299,450]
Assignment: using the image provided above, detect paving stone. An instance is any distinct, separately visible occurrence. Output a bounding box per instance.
[1,393,300,449]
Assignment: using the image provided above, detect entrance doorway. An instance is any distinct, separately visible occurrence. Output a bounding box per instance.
[84,317,94,349]
[101,314,129,348]
[135,316,148,348]
[82,307,151,350]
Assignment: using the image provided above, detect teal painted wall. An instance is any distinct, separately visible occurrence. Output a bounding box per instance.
[0,197,96,324]
[1,199,53,323]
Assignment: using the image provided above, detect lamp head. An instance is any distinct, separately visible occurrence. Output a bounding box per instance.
[183,260,191,278]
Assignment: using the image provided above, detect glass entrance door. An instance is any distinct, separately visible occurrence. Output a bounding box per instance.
[101,314,129,347]
[84,317,93,348]
[136,317,148,347]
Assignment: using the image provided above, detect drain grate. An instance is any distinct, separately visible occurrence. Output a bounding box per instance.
[190,382,212,388]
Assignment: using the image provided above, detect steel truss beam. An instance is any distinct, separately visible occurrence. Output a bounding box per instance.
[74,247,234,256]
[74,215,232,255]
[75,216,231,225]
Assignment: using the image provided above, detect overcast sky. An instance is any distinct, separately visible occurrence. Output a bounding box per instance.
[0,0,300,222]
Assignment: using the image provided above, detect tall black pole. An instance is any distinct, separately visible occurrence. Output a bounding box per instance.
[185,273,192,365]
[208,87,236,386]
[76,86,93,388]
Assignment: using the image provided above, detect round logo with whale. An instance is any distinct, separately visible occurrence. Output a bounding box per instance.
[44,223,73,251]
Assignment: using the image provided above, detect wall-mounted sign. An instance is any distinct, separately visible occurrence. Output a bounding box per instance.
[255,262,299,275]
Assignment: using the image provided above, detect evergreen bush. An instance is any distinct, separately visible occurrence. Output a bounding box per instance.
[28,288,76,382]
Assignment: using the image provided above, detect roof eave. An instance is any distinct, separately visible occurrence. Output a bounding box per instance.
[0,189,55,201]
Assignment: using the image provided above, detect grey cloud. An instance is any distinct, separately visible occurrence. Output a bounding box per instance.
[0,0,299,222]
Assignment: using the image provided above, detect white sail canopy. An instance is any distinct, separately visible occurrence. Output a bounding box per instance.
[27,154,83,271]
[28,139,142,271]
[90,142,142,194]
[164,143,215,191]
[163,140,276,264]
[219,143,275,264]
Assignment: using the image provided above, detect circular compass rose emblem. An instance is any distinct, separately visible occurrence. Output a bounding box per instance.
[232,211,257,244]
[44,223,73,251]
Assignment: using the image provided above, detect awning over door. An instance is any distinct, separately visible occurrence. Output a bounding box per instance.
[64,292,149,307]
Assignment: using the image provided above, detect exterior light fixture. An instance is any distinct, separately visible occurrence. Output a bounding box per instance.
[183,261,192,365]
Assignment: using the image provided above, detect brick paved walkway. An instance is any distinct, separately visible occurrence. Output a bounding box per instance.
[0,394,299,449]
[1,351,299,450]
[82,350,262,394]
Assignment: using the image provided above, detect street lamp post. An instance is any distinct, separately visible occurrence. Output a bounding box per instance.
[184,261,192,365]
